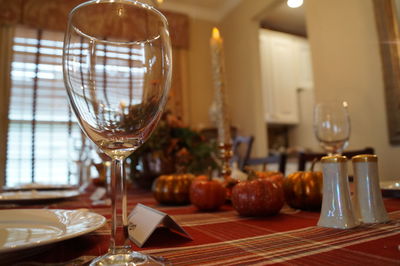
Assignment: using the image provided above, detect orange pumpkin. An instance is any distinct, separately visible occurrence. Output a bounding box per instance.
[254,171,284,187]
[152,173,195,205]
[283,171,323,210]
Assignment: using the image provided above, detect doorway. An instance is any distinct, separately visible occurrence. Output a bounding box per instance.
[258,0,316,173]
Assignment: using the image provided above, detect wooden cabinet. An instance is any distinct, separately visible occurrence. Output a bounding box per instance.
[259,29,313,125]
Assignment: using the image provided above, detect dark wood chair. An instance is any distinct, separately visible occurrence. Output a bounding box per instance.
[246,153,287,174]
[231,135,254,170]
[298,147,375,171]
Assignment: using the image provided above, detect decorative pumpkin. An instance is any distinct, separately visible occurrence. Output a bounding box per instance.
[190,175,226,211]
[192,175,208,184]
[254,171,284,187]
[152,173,195,205]
[231,172,284,217]
[283,163,323,210]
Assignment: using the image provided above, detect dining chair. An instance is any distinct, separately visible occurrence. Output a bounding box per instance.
[246,153,287,174]
[298,147,375,171]
[231,135,254,170]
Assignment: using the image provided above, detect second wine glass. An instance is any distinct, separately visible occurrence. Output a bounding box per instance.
[313,101,351,155]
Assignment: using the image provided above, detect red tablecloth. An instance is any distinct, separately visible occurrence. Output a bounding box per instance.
[1,188,399,266]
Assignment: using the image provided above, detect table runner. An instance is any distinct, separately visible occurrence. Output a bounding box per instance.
[1,188,399,265]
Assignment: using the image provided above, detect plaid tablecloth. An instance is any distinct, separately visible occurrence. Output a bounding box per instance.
[1,187,399,265]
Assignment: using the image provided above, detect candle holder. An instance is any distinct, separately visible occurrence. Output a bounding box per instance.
[218,142,233,179]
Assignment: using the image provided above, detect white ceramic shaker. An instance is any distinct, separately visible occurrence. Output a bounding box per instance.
[352,154,389,223]
[318,155,359,229]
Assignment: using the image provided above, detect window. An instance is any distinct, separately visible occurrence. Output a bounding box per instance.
[5,24,186,187]
[6,26,81,186]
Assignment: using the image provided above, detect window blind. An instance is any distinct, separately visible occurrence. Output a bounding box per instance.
[6,26,81,186]
[5,25,174,187]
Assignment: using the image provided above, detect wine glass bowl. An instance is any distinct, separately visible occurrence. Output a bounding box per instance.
[64,4,171,159]
[63,0,172,265]
[313,101,350,155]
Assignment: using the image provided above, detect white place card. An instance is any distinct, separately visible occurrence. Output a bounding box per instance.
[128,204,192,247]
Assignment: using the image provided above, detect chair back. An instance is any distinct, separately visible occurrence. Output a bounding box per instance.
[246,153,287,174]
[298,147,375,171]
[231,135,254,170]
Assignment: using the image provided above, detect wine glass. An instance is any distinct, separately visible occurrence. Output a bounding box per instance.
[63,0,172,265]
[313,101,350,155]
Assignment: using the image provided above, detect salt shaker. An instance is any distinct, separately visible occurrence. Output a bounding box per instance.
[318,155,359,229]
[352,154,389,223]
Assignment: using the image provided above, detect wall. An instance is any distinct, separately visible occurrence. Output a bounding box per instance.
[185,18,215,129]
[304,0,400,180]
[219,0,277,157]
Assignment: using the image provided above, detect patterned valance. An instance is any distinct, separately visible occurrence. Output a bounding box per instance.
[0,0,189,49]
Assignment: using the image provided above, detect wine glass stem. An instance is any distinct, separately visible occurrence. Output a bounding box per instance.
[109,157,130,253]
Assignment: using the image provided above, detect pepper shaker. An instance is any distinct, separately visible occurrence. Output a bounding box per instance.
[318,155,359,229]
[352,154,389,223]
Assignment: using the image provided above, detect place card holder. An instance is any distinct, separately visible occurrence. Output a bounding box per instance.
[128,204,192,247]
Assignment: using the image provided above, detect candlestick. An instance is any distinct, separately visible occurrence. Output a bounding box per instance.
[210,27,232,179]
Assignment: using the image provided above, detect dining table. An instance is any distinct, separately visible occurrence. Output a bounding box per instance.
[0,183,399,266]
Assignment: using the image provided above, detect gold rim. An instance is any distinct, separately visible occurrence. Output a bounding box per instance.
[352,154,377,163]
[321,155,347,163]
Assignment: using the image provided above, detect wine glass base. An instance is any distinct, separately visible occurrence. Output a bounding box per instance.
[90,250,168,266]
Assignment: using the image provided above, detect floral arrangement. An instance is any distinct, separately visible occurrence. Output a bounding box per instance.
[129,111,219,187]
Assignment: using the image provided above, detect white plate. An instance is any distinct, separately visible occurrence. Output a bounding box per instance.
[3,183,76,191]
[0,190,80,202]
[0,209,106,253]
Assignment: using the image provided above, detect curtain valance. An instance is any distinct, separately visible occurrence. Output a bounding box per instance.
[0,0,189,49]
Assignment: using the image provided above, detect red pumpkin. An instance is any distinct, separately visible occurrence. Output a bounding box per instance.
[190,176,226,211]
[231,175,284,216]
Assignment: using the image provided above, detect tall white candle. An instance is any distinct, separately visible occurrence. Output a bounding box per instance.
[210,27,231,144]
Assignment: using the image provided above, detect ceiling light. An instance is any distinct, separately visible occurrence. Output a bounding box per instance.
[287,0,303,8]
